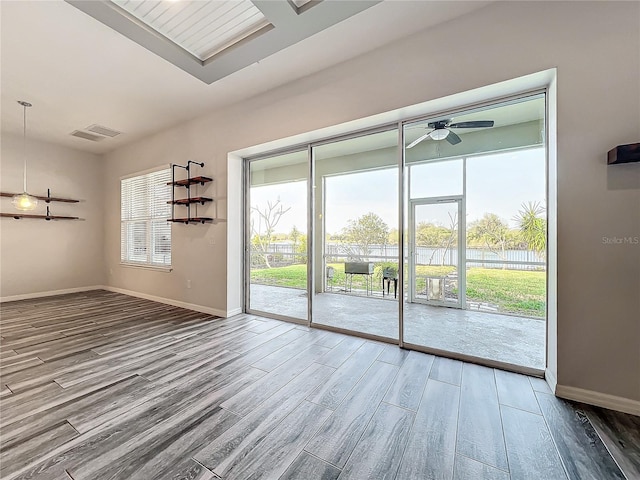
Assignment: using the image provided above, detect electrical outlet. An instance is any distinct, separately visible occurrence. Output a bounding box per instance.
[187,279,192,289]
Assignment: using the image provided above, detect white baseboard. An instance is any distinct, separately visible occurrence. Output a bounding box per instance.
[226,307,243,317]
[555,384,640,416]
[103,286,228,318]
[0,285,104,303]
[545,368,558,393]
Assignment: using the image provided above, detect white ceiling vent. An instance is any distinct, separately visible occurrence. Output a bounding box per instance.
[71,130,105,142]
[86,124,122,137]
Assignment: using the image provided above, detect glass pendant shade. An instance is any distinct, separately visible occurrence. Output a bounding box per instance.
[12,192,38,211]
[429,129,450,141]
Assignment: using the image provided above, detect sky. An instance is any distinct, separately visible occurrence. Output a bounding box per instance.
[250,147,546,236]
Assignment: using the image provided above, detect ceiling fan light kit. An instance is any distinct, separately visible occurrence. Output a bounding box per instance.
[407,118,495,149]
[12,101,39,211]
[430,129,450,141]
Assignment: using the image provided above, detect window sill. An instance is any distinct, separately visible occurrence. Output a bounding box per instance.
[120,262,173,273]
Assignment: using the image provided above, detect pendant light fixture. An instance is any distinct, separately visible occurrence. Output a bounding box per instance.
[12,100,38,211]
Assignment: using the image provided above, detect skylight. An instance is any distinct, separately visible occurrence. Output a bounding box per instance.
[111,0,270,61]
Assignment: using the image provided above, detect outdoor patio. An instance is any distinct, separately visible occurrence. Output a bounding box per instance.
[250,284,546,371]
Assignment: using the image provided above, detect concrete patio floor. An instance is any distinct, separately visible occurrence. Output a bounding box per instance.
[250,284,546,371]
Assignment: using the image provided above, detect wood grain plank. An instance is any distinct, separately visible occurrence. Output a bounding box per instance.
[304,361,399,468]
[339,402,414,480]
[396,379,459,480]
[216,401,333,479]
[225,323,301,353]
[0,421,78,478]
[72,407,239,480]
[312,330,349,349]
[494,369,541,414]
[194,363,335,473]
[456,364,508,470]
[528,376,552,394]
[278,452,341,480]
[452,455,510,480]
[536,392,625,480]
[314,337,365,368]
[429,356,463,386]
[377,344,409,366]
[582,403,640,480]
[0,384,12,399]
[307,341,383,410]
[1,291,627,480]
[250,332,325,372]
[221,343,330,416]
[501,404,567,479]
[0,356,43,375]
[62,369,265,480]
[383,351,434,410]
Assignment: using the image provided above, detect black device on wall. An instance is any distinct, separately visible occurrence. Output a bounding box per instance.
[607,143,640,165]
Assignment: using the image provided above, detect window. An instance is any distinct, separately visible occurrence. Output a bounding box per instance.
[121,168,172,268]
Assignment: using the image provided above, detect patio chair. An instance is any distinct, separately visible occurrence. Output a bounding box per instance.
[382,266,398,298]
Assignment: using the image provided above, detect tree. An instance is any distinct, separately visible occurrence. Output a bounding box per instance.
[342,212,390,257]
[439,211,459,267]
[415,216,458,266]
[251,199,291,268]
[514,201,546,259]
[289,225,301,249]
[468,213,517,263]
[416,222,451,247]
[388,228,399,245]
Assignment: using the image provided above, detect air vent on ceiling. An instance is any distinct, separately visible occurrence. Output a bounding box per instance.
[86,124,122,137]
[70,130,105,142]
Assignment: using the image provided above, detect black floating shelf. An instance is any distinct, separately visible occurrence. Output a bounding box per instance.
[168,196,213,205]
[1,213,79,220]
[167,176,213,187]
[168,217,213,225]
[0,191,79,203]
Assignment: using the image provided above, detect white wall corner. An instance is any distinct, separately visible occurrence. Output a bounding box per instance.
[555,384,640,416]
[0,285,105,303]
[226,152,245,316]
[545,367,558,393]
[226,307,243,318]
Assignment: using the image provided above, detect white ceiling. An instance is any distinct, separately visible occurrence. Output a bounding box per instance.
[0,0,492,155]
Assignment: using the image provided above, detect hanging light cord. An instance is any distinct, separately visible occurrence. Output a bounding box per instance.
[22,102,28,193]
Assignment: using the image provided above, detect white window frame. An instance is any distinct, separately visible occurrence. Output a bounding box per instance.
[120,165,172,271]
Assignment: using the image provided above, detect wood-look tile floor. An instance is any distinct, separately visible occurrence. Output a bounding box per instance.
[0,290,634,480]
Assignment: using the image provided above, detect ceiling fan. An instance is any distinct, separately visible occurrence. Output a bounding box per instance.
[406,119,495,148]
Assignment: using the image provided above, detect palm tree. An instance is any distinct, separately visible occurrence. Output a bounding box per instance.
[514,201,546,260]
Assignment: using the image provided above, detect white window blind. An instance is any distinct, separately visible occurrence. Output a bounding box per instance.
[121,168,172,268]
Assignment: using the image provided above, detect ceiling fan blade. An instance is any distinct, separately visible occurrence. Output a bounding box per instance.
[448,120,494,128]
[446,130,462,145]
[406,131,432,149]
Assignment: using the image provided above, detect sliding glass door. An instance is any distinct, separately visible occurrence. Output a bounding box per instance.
[311,128,400,340]
[402,94,547,370]
[247,150,309,322]
[244,93,547,372]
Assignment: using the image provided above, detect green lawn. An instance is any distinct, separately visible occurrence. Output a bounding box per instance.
[251,263,546,318]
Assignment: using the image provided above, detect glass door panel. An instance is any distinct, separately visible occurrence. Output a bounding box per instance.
[311,128,399,340]
[409,199,462,308]
[247,150,308,321]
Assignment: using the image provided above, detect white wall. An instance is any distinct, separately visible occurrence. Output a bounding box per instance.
[103,1,639,404]
[0,134,105,298]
